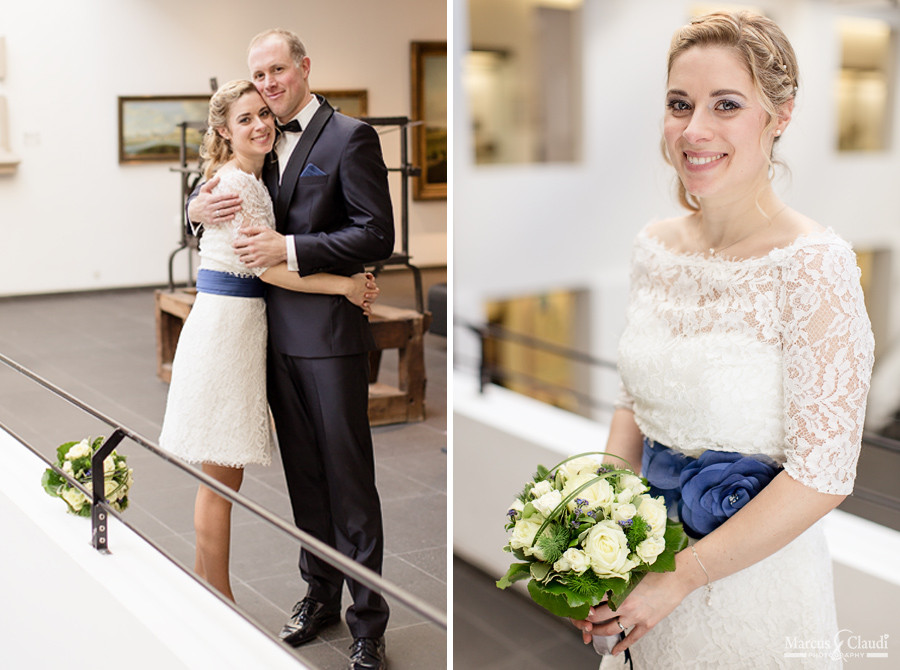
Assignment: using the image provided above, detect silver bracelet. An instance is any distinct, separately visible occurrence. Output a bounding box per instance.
[690,545,713,606]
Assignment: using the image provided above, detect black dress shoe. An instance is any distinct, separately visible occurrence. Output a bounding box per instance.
[279,597,341,647]
[348,636,386,670]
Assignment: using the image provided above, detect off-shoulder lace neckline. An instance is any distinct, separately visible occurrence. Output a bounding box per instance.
[638,225,846,266]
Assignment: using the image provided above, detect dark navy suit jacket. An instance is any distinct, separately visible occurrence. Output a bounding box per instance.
[262,96,395,358]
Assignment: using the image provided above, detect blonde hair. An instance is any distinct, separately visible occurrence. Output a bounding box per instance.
[248,28,307,65]
[663,11,799,212]
[199,79,259,180]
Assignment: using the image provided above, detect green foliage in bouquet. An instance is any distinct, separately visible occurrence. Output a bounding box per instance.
[497,452,688,620]
[41,436,133,517]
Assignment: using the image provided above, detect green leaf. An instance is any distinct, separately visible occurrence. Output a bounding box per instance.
[56,441,78,462]
[496,562,532,589]
[510,547,528,562]
[647,547,676,573]
[526,579,592,620]
[607,574,641,610]
[530,561,551,582]
[41,469,64,497]
[535,464,550,480]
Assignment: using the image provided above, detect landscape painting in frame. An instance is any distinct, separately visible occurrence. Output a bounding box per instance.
[316,89,368,118]
[411,41,447,200]
[119,95,210,163]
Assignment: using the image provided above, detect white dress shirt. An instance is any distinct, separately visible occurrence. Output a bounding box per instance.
[277,96,320,272]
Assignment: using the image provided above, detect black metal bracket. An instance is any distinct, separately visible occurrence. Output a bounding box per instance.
[91,428,126,553]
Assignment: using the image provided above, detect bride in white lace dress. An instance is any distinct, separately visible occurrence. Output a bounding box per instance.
[575,12,874,669]
[158,80,377,601]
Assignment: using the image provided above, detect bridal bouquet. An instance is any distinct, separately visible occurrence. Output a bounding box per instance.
[497,452,688,620]
[41,436,133,516]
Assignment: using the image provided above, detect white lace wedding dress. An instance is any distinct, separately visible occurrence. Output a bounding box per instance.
[604,227,874,669]
[159,166,275,467]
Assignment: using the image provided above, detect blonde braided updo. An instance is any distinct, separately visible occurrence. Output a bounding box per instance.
[663,11,799,212]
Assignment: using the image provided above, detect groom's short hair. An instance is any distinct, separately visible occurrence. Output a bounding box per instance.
[248,28,307,66]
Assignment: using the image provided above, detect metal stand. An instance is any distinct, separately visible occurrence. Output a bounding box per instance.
[167,121,205,291]
[361,116,426,314]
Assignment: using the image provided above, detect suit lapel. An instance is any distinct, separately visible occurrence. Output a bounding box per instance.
[275,96,334,226]
[263,153,280,226]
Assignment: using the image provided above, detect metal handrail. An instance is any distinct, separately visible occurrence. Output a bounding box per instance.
[0,352,447,631]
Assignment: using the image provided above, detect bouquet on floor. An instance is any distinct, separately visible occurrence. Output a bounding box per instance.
[41,436,133,516]
[497,452,688,620]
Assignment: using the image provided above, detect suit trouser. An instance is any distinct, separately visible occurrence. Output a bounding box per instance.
[267,348,389,638]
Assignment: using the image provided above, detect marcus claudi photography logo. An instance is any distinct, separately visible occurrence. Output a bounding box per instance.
[784,629,889,661]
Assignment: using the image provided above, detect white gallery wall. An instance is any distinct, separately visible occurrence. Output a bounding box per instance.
[0,0,446,296]
[454,0,900,396]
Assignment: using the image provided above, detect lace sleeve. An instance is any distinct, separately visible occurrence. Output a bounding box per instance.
[216,169,275,278]
[780,242,875,494]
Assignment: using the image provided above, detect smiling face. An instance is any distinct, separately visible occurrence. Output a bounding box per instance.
[248,35,312,122]
[663,45,788,207]
[218,90,276,161]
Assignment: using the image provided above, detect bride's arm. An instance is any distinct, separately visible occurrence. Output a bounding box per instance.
[259,265,379,312]
[603,407,643,472]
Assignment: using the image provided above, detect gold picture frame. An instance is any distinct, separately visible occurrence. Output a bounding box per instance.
[316,89,369,118]
[118,95,210,164]
[411,41,447,200]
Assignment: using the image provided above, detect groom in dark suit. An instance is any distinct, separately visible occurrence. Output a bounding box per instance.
[188,29,393,670]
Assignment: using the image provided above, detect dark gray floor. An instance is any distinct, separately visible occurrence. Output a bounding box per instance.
[0,286,446,670]
[453,557,600,669]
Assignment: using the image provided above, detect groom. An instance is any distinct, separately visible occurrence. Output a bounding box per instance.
[188,29,393,670]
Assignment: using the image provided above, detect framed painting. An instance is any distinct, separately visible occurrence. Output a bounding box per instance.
[316,89,368,118]
[118,95,210,164]
[411,41,447,200]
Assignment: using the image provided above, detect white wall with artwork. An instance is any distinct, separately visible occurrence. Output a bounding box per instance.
[0,0,446,296]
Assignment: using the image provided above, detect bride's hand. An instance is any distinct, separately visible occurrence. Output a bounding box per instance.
[570,605,617,645]
[583,570,692,655]
[345,272,379,314]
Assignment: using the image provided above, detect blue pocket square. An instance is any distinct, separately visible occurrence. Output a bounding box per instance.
[301,163,327,177]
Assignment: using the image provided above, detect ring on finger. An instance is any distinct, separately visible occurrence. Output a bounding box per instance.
[616,620,626,632]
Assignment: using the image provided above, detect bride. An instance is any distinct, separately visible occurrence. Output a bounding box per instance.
[575,11,874,668]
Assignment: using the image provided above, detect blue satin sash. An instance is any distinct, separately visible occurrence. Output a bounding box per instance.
[641,437,781,538]
[196,269,265,298]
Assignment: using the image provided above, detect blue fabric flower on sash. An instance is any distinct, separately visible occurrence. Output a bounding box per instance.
[642,438,781,538]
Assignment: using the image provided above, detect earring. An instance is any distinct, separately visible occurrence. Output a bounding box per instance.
[775,129,782,137]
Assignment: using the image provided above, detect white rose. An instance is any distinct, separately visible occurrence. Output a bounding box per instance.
[61,487,88,512]
[636,537,666,564]
[618,473,647,494]
[509,498,525,513]
[104,479,120,498]
[103,455,116,474]
[553,548,591,574]
[67,439,92,460]
[636,495,668,537]
[533,489,563,517]
[583,520,637,579]
[509,516,548,560]
[563,473,615,512]
[611,503,637,523]
[62,460,74,475]
[531,480,553,498]
[558,456,601,481]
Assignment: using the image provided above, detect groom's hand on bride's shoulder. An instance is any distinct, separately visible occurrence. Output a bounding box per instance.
[189,176,242,227]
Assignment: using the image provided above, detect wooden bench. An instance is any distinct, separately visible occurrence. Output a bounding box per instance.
[154,289,430,426]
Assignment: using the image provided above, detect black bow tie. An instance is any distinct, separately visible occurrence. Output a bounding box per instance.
[277,119,302,133]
